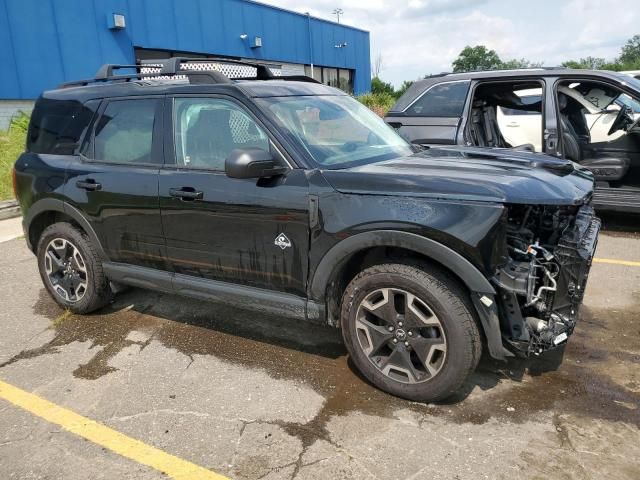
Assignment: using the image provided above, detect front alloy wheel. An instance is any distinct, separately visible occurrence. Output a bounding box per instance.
[356,288,447,384]
[341,263,481,402]
[44,237,88,302]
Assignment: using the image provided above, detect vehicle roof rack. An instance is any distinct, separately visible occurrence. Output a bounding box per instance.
[58,57,320,89]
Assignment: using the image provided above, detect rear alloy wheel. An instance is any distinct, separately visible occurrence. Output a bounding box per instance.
[37,222,112,314]
[341,263,481,402]
[43,237,88,303]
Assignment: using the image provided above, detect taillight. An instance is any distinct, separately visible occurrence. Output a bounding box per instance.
[11,167,17,198]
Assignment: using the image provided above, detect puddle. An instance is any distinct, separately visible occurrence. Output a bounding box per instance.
[1,288,638,449]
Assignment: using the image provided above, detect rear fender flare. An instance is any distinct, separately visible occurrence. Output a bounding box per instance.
[23,198,106,259]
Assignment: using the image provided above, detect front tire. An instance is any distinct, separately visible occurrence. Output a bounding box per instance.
[37,222,112,314]
[341,263,481,402]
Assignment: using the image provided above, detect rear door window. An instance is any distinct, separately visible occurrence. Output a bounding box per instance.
[89,99,160,164]
[405,82,470,117]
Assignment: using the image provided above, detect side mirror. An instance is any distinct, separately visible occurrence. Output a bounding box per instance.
[225,148,287,179]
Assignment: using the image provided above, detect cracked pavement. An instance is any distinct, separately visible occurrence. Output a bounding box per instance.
[0,224,639,479]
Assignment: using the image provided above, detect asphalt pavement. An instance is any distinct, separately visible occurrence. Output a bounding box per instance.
[0,217,638,479]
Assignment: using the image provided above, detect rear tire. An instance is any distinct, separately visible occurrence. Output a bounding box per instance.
[36,222,112,314]
[341,263,481,402]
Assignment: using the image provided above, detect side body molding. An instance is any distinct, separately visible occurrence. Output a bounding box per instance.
[22,198,107,259]
[310,230,496,300]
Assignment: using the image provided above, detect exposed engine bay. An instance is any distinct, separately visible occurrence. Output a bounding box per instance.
[493,204,601,355]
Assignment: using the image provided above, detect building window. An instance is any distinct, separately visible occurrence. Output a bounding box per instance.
[304,65,354,93]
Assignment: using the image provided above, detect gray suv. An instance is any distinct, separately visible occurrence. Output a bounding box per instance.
[386,68,640,214]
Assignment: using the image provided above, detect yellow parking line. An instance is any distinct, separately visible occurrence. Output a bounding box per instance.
[0,379,228,480]
[593,258,640,267]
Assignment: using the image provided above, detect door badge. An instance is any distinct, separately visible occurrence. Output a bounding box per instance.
[274,233,292,250]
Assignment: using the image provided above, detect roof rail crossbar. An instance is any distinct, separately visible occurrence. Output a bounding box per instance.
[95,64,147,80]
[58,58,319,89]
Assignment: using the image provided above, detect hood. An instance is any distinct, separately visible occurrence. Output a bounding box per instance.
[321,146,595,205]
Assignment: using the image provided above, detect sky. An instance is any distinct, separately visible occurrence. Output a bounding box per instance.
[262,0,640,87]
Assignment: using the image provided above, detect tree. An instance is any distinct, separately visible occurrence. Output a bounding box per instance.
[619,34,640,67]
[452,45,502,72]
[561,35,640,71]
[372,53,384,77]
[562,57,607,70]
[371,76,395,96]
[500,58,542,69]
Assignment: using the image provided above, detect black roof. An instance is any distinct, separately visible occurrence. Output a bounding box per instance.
[391,68,638,112]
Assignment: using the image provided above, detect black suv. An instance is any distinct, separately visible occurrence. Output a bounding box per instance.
[14,59,600,402]
[385,68,640,213]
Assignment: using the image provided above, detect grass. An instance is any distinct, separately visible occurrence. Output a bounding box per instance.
[357,92,396,117]
[0,113,29,201]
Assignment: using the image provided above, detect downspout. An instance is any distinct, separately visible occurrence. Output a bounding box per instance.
[306,12,314,78]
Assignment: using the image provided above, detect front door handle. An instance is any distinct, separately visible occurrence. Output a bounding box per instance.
[76,179,102,191]
[169,187,203,201]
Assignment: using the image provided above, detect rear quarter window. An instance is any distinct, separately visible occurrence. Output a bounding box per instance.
[27,99,98,155]
[405,82,470,117]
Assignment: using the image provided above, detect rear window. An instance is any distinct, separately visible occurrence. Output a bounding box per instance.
[405,81,470,117]
[27,99,98,154]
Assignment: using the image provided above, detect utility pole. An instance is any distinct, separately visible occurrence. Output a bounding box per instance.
[332,8,343,24]
[306,12,314,79]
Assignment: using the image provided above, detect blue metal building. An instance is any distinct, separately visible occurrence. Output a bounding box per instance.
[0,0,371,128]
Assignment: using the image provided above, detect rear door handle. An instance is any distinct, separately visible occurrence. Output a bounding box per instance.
[169,187,203,200]
[76,179,102,191]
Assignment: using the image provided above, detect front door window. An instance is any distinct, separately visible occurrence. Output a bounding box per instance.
[173,98,270,170]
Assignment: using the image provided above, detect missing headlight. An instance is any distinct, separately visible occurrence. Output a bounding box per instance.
[493,204,600,355]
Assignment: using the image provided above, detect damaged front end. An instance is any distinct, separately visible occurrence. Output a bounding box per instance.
[493,204,601,356]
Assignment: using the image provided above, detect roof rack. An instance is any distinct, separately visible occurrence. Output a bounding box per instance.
[58,57,321,89]
[443,66,567,75]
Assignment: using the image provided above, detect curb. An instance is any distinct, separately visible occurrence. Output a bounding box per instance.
[0,200,21,221]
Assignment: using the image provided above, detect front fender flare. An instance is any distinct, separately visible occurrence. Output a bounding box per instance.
[310,230,495,300]
[309,230,510,360]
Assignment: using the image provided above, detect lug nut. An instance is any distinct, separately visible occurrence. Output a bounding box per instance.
[388,326,394,332]
[404,341,409,347]
[398,321,403,327]
[392,338,398,344]
[408,331,413,337]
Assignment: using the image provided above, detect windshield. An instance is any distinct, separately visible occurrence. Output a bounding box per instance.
[257,95,413,169]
